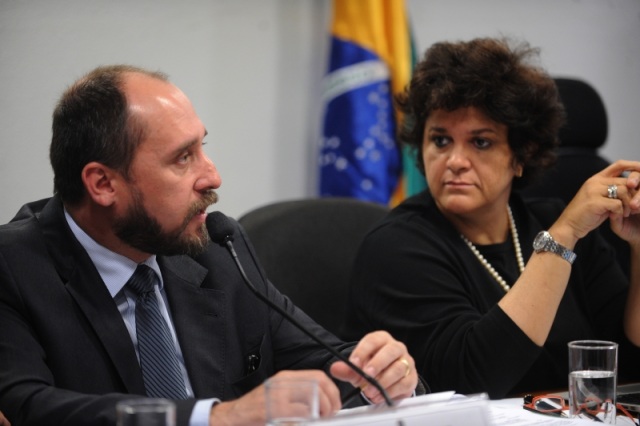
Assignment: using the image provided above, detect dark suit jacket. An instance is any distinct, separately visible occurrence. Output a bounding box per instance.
[0,197,355,426]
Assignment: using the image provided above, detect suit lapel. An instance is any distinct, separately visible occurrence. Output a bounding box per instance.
[160,255,226,398]
[37,198,228,398]
[37,198,146,394]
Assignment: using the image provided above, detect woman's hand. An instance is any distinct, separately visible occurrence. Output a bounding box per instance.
[554,160,640,245]
[0,411,11,426]
[609,166,640,245]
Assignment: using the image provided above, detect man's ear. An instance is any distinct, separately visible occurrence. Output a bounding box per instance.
[81,162,121,207]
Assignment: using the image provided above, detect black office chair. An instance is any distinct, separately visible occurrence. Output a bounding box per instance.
[520,77,629,277]
[237,197,389,339]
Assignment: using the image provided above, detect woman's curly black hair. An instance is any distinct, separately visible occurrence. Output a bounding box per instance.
[396,37,566,189]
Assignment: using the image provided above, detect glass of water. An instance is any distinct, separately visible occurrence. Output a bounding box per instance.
[265,378,319,425]
[116,398,176,426]
[568,340,618,424]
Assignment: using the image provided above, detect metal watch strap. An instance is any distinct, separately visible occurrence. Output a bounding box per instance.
[533,230,577,265]
[547,239,577,264]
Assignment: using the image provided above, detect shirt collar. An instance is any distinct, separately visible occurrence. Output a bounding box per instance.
[64,209,164,297]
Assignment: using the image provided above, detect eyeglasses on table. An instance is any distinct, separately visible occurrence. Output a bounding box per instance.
[523,394,639,424]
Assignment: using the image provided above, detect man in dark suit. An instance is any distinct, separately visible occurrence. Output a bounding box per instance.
[0,65,420,426]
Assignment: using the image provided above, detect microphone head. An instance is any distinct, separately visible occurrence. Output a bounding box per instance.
[206,211,235,245]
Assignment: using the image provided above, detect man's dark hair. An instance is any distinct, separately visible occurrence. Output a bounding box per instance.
[50,65,168,205]
[396,37,566,188]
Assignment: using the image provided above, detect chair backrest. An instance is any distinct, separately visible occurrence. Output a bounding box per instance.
[521,77,610,202]
[237,197,389,339]
[554,77,608,150]
[521,77,629,277]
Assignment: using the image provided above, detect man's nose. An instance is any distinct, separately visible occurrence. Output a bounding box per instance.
[196,153,222,191]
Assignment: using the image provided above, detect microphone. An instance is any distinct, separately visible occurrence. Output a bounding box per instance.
[206,212,395,407]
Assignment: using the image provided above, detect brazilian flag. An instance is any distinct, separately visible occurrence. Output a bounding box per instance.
[319,0,426,205]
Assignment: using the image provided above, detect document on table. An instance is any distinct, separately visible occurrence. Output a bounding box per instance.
[321,392,635,425]
[317,391,490,425]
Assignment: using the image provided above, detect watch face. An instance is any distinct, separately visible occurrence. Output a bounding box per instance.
[533,231,550,251]
[532,230,577,264]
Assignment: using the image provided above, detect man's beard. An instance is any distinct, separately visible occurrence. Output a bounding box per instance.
[114,189,218,257]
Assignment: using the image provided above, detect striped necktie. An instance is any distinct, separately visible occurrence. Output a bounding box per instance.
[127,264,188,399]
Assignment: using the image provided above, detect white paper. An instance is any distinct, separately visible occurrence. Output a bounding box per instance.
[489,398,638,426]
[316,392,490,426]
[318,393,638,425]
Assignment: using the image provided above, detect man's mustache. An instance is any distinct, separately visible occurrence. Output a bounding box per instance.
[183,190,219,226]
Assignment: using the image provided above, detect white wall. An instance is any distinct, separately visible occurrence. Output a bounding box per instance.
[1,0,639,224]
[408,0,640,164]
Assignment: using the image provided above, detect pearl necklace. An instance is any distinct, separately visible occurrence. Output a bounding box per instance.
[460,206,525,292]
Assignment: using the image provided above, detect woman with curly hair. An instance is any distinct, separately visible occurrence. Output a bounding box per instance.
[344,37,640,398]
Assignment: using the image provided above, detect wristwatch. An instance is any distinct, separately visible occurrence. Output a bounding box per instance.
[533,230,577,265]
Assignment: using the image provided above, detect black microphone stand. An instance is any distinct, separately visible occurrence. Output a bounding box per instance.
[221,235,396,408]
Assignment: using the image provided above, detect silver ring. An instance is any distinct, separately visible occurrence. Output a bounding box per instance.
[607,184,618,199]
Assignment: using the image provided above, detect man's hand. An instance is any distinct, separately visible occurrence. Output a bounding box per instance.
[209,370,341,426]
[329,330,418,405]
[208,331,419,425]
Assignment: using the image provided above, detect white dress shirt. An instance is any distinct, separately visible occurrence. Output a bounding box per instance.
[64,210,216,426]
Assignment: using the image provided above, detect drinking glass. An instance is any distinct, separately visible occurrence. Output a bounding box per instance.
[568,340,618,424]
[116,398,176,426]
[265,378,319,425]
